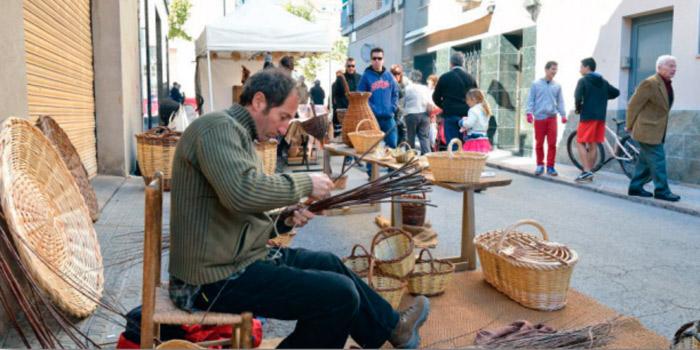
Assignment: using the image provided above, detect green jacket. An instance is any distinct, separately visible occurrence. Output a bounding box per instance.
[168,104,313,285]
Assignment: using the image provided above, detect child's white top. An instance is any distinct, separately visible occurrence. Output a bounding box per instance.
[461,103,489,134]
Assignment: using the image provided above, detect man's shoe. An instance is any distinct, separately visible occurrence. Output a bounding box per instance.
[655,192,681,202]
[628,188,653,198]
[534,165,544,176]
[546,167,558,176]
[389,296,430,349]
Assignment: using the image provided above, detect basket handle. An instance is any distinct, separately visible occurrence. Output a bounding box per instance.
[447,138,463,157]
[416,248,439,273]
[397,141,412,151]
[496,219,549,251]
[367,258,376,288]
[349,244,370,258]
[355,118,373,133]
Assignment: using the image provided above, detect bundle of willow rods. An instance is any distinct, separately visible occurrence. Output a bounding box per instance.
[308,159,432,213]
[478,320,616,349]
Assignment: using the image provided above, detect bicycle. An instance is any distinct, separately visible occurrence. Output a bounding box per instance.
[566,118,640,179]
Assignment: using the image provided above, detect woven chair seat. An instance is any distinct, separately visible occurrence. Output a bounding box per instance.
[153,285,242,325]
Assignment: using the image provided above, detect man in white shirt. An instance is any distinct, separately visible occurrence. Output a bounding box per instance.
[403,70,435,154]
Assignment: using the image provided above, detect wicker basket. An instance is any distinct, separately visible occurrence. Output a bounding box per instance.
[341,91,381,147]
[365,263,407,309]
[371,227,415,278]
[400,193,426,227]
[136,126,181,191]
[0,117,103,317]
[342,244,371,277]
[671,320,700,350]
[254,140,278,175]
[394,141,417,163]
[268,231,296,247]
[35,116,99,222]
[407,249,455,296]
[426,138,487,183]
[348,119,385,154]
[301,113,329,140]
[335,108,347,124]
[474,220,579,311]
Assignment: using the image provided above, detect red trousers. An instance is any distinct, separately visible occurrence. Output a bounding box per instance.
[534,117,558,167]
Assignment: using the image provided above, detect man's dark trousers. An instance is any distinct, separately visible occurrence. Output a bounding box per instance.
[194,248,399,349]
[629,142,671,196]
[405,112,431,155]
[443,115,462,151]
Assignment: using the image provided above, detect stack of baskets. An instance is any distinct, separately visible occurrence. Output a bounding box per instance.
[474,220,579,311]
[136,126,181,191]
[426,138,487,183]
[254,140,278,175]
[348,119,385,154]
[343,227,454,309]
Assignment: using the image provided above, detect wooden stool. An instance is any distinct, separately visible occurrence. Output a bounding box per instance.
[141,173,254,348]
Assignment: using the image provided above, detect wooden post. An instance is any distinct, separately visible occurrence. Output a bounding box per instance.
[462,189,477,270]
[240,312,254,348]
[141,174,163,348]
[231,323,240,349]
[323,149,332,176]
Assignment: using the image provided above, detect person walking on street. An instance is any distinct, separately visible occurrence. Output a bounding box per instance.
[574,57,620,183]
[626,55,681,202]
[332,57,362,136]
[358,47,400,148]
[526,61,568,176]
[391,64,408,145]
[403,70,435,155]
[297,76,310,105]
[310,79,326,106]
[432,52,478,150]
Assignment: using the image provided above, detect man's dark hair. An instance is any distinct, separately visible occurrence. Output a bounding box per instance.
[370,47,384,57]
[346,57,355,62]
[581,57,596,71]
[239,68,297,112]
[280,56,295,71]
[545,61,558,70]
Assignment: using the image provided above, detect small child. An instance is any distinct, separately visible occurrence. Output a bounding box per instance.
[459,89,493,153]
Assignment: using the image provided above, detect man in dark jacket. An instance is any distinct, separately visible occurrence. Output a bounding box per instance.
[358,47,400,148]
[309,79,325,105]
[573,57,620,183]
[432,52,478,150]
[332,57,362,136]
[169,82,185,104]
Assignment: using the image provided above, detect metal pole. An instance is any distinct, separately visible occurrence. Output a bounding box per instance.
[145,0,152,129]
[207,50,215,112]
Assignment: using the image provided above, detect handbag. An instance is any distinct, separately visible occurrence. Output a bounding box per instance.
[168,105,191,132]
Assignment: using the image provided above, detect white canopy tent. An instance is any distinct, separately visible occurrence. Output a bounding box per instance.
[195,1,332,113]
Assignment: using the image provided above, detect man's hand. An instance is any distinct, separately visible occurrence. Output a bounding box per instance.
[561,116,568,124]
[309,173,334,200]
[526,113,534,124]
[284,208,315,228]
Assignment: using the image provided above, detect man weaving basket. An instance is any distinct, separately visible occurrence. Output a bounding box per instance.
[168,68,430,349]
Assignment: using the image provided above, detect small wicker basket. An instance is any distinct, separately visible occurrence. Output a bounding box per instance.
[394,141,416,163]
[400,193,426,227]
[426,138,487,183]
[474,220,579,311]
[301,113,329,140]
[407,249,455,296]
[342,244,371,277]
[136,126,181,191]
[348,119,385,154]
[371,227,415,278]
[365,262,407,309]
[254,139,278,175]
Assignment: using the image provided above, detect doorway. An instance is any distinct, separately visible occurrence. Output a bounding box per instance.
[629,11,673,96]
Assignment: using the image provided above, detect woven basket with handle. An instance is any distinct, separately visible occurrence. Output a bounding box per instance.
[371,227,415,278]
[337,72,380,146]
[136,126,181,191]
[474,220,579,311]
[0,117,103,317]
[394,141,416,163]
[364,261,406,310]
[254,140,278,175]
[301,105,329,140]
[342,244,371,277]
[407,249,455,296]
[348,119,385,154]
[426,138,487,183]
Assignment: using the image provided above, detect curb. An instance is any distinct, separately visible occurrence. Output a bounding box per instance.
[486,161,700,218]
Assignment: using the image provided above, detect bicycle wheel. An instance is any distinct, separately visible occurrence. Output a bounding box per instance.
[566,131,605,172]
[616,135,639,179]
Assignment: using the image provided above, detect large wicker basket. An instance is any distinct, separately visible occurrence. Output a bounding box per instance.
[371,227,415,278]
[407,249,455,296]
[474,220,579,311]
[254,139,278,175]
[426,138,487,183]
[340,89,381,147]
[301,111,329,141]
[342,244,371,277]
[136,127,181,191]
[35,116,100,222]
[0,117,103,317]
[348,119,385,154]
[365,263,406,309]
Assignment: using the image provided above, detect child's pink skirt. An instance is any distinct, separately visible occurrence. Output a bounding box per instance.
[463,138,492,153]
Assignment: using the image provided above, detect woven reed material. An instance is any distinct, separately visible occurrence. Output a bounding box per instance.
[0,117,103,317]
[153,286,242,325]
[371,228,415,278]
[254,140,278,176]
[136,127,181,191]
[35,116,99,222]
[406,270,669,349]
[341,92,380,146]
[426,139,487,183]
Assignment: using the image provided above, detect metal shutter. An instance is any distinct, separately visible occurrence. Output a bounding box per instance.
[23,0,97,178]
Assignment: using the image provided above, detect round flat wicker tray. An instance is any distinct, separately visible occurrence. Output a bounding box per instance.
[35,116,99,222]
[0,117,104,317]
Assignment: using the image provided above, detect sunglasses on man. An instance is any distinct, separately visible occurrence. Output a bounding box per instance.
[371,56,383,61]
[346,64,355,68]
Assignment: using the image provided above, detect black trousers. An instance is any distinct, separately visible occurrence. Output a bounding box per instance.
[405,112,431,155]
[194,248,399,349]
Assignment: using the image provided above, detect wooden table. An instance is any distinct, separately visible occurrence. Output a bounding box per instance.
[323,143,512,271]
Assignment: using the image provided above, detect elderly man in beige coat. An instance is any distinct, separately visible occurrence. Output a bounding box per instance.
[626,55,680,202]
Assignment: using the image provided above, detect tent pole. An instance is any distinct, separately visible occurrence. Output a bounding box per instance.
[207,50,215,112]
